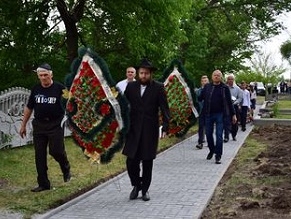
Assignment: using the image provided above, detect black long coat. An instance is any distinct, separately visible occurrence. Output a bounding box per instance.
[122,80,170,160]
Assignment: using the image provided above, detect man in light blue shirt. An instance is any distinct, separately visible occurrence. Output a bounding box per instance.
[224,74,243,141]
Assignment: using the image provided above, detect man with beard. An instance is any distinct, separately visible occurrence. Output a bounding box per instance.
[122,58,170,201]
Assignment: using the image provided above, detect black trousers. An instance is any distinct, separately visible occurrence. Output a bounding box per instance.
[126,157,153,195]
[197,113,205,144]
[32,118,70,188]
[224,105,239,139]
[240,106,248,129]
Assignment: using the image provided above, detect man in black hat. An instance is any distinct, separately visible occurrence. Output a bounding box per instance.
[20,63,71,192]
[122,58,170,201]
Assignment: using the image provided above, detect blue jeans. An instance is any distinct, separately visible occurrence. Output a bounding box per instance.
[205,113,224,157]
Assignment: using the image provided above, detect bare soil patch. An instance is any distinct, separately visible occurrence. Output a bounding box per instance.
[0,178,8,188]
[201,124,291,219]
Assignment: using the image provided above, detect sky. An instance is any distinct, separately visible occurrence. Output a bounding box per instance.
[254,12,291,79]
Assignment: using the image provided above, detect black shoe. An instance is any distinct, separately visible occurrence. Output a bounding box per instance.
[196,143,203,149]
[242,127,246,132]
[223,138,229,143]
[142,192,150,201]
[215,155,221,164]
[31,186,50,192]
[63,172,71,182]
[206,152,213,160]
[129,186,140,200]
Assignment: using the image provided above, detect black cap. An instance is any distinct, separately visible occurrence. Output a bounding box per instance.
[38,63,52,71]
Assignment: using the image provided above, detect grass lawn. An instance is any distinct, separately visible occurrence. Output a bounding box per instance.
[278,99,291,108]
[276,114,291,119]
[0,126,197,218]
[261,97,291,119]
[273,99,291,119]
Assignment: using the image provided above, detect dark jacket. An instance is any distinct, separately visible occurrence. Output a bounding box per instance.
[198,82,235,117]
[122,80,170,160]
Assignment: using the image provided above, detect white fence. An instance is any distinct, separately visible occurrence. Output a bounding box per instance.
[0,87,33,149]
[0,87,71,149]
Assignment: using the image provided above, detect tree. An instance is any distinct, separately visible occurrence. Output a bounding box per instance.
[235,70,265,84]
[249,52,287,85]
[179,0,291,85]
[280,40,291,62]
[78,0,193,81]
[56,0,86,63]
[1,0,291,90]
[0,0,68,89]
[280,40,291,80]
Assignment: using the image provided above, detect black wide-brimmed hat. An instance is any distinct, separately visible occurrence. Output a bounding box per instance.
[135,58,157,72]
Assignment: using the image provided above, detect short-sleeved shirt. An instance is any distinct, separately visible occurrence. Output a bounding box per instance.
[116,79,136,94]
[27,81,65,120]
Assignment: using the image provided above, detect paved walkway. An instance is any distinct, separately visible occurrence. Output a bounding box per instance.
[35,121,254,219]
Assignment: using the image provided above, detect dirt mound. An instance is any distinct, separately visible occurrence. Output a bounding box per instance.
[201,125,291,219]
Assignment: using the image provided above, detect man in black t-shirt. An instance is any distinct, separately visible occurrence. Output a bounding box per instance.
[20,63,71,192]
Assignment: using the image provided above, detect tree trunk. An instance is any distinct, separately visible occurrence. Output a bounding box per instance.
[56,0,86,63]
[64,20,79,63]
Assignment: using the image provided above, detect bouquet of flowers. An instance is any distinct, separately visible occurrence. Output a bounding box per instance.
[64,47,129,163]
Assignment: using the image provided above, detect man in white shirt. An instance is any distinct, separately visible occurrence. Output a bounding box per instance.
[116,66,136,93]
[240,81,251,131]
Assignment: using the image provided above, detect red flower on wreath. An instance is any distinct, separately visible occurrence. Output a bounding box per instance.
[102,133,114,148]
[67,102,74,113]
[168,75,174,82]
[100,103,111,116]
[109,120,119,131]
[97,88,106,98]
[91,77,100,87]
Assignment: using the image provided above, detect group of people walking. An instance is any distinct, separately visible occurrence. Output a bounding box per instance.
[19,58,257,203]
[195,71,257,164]
[19,59,170,203]
[279,80,291,94]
